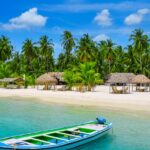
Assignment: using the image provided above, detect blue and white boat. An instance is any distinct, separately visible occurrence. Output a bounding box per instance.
[0,117,112,150]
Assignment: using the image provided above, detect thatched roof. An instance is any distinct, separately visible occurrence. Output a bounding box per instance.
[55,73,64,82]
[107,73,135,84]
[49,72,64,82]
[36,73,58,85]
[132,74,150,84]
[0,78,24,83]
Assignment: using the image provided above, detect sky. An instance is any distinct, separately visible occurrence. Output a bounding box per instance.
[0,0,150,57]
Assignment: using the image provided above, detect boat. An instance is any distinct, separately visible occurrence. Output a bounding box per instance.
[0,117,112,150]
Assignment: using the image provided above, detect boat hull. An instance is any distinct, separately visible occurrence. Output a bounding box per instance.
[0,125,112,150]
[50,127,111,150]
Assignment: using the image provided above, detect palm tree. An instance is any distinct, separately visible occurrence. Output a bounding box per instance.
[57,53,66,71]
[39,36,54,73]
[22,39,36,72]
[125,45,139,73]
[76,34,96,62]
[78,62,102,91]
[0,62,11,78]
[61,31,75,67]
[63,62,103,91]
[97,40,109,78]
[112,46,126,72]
[63,68,77,90]
[0,35,13,62]
[130,29,150,73]
[9,52,21,75]
[105,39,115,74]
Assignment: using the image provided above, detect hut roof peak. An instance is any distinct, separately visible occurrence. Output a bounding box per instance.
[36,73,57,85]
[106,72,135,84]
[132,74,150,84]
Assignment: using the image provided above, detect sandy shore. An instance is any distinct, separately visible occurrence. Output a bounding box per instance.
[0,85,149,113]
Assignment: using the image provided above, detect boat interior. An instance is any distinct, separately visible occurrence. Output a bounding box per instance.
[2,123,106,147]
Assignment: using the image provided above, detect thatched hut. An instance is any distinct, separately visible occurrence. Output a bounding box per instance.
[0,77,24,88]
[49,72,65,84]
[106,73,135,94]
[131,74,150,92]
[36,73,58,90]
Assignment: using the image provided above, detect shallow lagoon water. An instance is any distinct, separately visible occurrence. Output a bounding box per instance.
[0,97,150,150]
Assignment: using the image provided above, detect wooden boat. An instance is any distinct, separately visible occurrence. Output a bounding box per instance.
[0,117,112,150]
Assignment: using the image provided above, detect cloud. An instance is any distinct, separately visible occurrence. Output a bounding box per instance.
[124,8,150,25]
[137,8,150,15]
[93,34,109,42]
[1,8,47,30]
[41,2,150,13]
[94,9,112,26]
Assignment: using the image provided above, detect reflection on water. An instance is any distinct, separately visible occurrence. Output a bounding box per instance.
[0,97,149,150]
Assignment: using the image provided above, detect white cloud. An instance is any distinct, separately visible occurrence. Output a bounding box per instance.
[125,14,142,25]
[1,8,47,30]
[42,2,150,13]
[94,9,112,26]
[124,8,150,25]
[93,34,109,42]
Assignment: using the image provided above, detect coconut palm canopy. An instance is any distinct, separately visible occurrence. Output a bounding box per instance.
[36,73,57,85]
[107,73,135,84]
[0,29,150,86]
[132,74,150,84]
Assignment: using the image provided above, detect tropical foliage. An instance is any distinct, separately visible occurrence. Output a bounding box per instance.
[0,36,12,61]
[64,62,103,91]
[0,29,149,88]
[57,31,76,71]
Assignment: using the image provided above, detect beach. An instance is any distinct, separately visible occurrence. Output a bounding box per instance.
[0,85,149,113]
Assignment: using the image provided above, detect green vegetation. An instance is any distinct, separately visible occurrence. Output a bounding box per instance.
[64,62,103,91]
[0,29,149,88]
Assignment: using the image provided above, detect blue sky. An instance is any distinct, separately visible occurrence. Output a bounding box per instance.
[0,0,150,57]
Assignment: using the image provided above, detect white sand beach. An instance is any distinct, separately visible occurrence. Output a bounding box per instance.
[0,85,149,113]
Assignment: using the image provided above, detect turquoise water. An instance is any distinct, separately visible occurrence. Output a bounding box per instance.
[0,97,150,150]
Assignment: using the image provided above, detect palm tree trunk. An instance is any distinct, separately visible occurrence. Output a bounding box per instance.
[46,57,48,73]
[109,60,111,74]
[140,54,142,73]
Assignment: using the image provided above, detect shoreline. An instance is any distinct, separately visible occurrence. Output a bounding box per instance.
[0,86,149,114]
